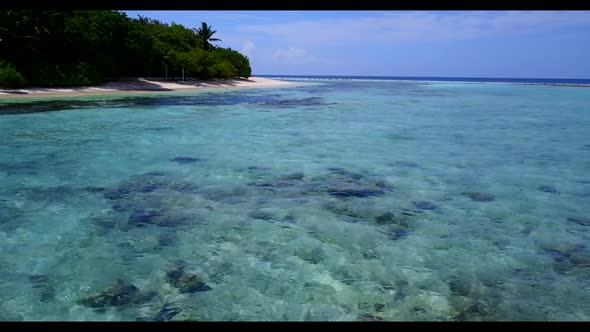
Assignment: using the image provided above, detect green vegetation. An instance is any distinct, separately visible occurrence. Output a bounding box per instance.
[0,10,251,88]
[194,22,221,51]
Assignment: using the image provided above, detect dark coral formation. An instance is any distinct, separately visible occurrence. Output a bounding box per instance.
[29,274,56,303]
[166,266,212,293]
[151,303,182,321]
[78,279,156,308]
[412,201,437,210]
[295,247,327,264]
[324,202,364,218]
[537,185,558,193]
[462,192,495,202]
[373,212,411,240]
[567,217,590,226]
[327,188,385,198]
[543,244,590,270]
[169,156,202,164]
[248,210,274,220]
[94,173,202,231]
[280,172,305,180]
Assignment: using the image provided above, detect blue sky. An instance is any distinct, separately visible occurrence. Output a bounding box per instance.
[123,11,590,78]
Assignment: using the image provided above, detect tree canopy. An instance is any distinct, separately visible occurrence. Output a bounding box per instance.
[0,11,252,88]
[194,22,221,51]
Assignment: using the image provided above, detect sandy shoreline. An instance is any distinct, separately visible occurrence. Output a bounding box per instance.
[0,77,299,99]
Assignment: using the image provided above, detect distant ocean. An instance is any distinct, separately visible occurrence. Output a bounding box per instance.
[258,74,590,85]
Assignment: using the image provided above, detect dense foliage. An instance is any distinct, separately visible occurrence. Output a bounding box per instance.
[0,10,251,88]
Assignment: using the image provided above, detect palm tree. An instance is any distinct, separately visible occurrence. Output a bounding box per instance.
[194,22,220,50]
[0,10,62,55]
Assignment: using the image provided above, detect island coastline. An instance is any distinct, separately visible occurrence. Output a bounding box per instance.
[0,77,300,99]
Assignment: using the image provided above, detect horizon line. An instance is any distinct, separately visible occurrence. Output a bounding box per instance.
[254,74,590,80]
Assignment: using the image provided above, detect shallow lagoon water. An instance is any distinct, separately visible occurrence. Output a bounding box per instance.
[1,80,590,321]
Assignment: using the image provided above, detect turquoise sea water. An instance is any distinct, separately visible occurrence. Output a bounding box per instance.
[1,79,590,321]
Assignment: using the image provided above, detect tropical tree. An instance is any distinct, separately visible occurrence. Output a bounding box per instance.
[193,22,220,50]
[0,10,64,58]
[0,11,251,88]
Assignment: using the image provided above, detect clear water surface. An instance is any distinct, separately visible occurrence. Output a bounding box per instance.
[1,79,590,321]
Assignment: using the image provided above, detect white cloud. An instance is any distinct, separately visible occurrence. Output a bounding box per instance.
[271,47,317,64]
[240,11,590,45]
[241,40,255,56]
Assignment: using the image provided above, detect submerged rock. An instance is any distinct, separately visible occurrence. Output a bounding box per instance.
[165,267,212,293]
[78,279,156,308]
[158,231,177,247]
[542,243,590,269]
[128,209,162,226]
[102,177,167,201]
[328,188,385,198]
[327,167,363,180]
[168,182,200,194]
[400,210,416,216]
[103,188,131,201]
[374,212,395,224]
[89,213,121,234]
[248,210,274,220]
[84,186,106,193]
[362,249,380,259]
[545,249,571,262]
[537,185,558,194]
[151,303,182,321]
[373,212,411,240]
[295,247,327,264]
[566,217,590,227]
[391,161,419,168]
[143,171,166,176]
[29,274,50,284]
[324,202,363,218]
[388,226,409,240]
[127,208,190,228]
[374,212,409,228]
[542,243,576,256]
[0,204,26,231]
[266,96,328,107]
[245,166,270,172]
[169,156,201,164]
[358,314,384,321]
[145,127,173,131]
[280,172,305,180]
[201,187,248,202]
[448,275,473,297]
[29,274,55,303]
[139,184,160,193]
[453,300,493,321]
[252,180,295,189]
[283,215,297,223]
[463,192,495,202]
[412,200,437,210]
[374,180,393,189]
[106,178,197,230]
[569,252,590,266]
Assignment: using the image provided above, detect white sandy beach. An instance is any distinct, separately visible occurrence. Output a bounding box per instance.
[0,77,298,98]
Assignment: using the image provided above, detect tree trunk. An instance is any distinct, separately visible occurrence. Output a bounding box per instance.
[182,68,184,81]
